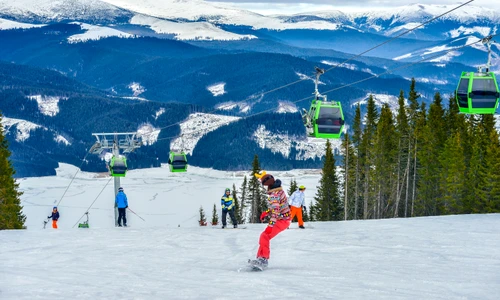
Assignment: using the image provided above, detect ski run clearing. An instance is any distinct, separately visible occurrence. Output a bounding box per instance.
[0,163,499,299]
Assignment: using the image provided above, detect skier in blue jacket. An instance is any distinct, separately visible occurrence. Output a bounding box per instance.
[221,188,238,228]
[115,187,128,227]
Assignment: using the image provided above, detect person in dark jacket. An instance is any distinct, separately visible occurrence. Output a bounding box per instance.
[47,206,60,229]
[115,187,128,227]
[221,188,238,228]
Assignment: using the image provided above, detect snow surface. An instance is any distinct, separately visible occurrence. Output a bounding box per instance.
[67,22,132,43]
[27,95,67,117]
[0,0,128,22]
[154,107,165,120]
[350,3,500,24]
[448,26,492,39]
[137,123,160,146]
[0,17,45,30]
[207,82,226,96]
[170,113,240,154]
[3,162,500,299]
[215,101,251,113]
[295,71,325,85]
[252,124,339,160]
[102,0,343,31]
[131,14,257,41]
[1,117,43,142]
[54,134,71,145]
[127,81,145,96]
[276,101,298,114]
[353,93,403,114]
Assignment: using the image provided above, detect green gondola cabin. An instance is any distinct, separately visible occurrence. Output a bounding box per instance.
[302,67,345,139]
[168,151,188,172]
[305,100,345,139]
[455,71,500,114]
[109,156,127,177]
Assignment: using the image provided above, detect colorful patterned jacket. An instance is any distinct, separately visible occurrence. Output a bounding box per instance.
[266,187,291,227]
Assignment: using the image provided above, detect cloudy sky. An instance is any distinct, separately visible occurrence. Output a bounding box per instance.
[208,0,499,15]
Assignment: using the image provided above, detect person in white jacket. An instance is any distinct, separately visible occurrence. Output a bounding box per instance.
[289,185,306,229]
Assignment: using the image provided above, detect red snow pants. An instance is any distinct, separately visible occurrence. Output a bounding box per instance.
[256,219,290,259]
[52,220,58,229]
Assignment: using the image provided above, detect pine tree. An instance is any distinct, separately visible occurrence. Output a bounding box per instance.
[373,103,397,218]
[438,132,466,214]
[307,200,315,222]
[407,79,421,217]
[248,155,267,223]
[394,90,410,218]
[199,206,207,226]
[341,132,357,220]
[0,112,26,230]
[313,139,343,221]
[232,183,244,224]
[360,94,378,219]
[417,92,446,216]
[211,203,219,226]
[351,104,362,220]
[479,130,500,213]
[302,205,309,222]
[288,178,298,196]
[239,175,249,223]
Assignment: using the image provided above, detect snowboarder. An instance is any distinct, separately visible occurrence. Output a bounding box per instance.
[221,188,238,228]
[252,172,291,268]
[289,185,306,229]
[47,206,60,229]
[115,187,128,227]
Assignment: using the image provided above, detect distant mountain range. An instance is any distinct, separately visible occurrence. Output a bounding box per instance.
[0,0,498,177]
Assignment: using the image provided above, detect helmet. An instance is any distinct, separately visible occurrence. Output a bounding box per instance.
[53,206,57,209]
[299,185,306,190]
[118,187,124,192]
[225,188,231,193]
[260,174,275,186]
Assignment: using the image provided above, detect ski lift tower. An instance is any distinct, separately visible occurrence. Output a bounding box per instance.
[89,132,142,226]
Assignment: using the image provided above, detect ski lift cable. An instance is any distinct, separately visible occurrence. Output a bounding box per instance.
[72,176,113,228]
[144,0,476,136]
[154,34,496,143]
[55,150,91,208]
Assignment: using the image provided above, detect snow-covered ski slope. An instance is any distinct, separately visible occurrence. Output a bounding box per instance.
[1,163,499,299]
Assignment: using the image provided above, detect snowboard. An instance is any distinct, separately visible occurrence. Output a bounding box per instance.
[213,226,247,229]
[288,225,314,229]
[247,259,267,271]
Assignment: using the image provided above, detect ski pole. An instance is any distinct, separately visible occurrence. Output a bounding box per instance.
[127,207,146,221]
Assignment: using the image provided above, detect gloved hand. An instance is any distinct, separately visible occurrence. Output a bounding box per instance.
[227,207,232,211]
[260,211,268,221]
[264,226,272,234]
[47,216,51,219]
[302,206,307,210]
[126,206,128,209]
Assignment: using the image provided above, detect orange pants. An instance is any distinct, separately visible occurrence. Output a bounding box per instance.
[52,220,58,229]
[257,219,290,259]
[290,206,304,226]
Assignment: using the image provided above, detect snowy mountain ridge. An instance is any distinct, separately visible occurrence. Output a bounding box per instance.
[2,1,498,40]
[1,116,70,145]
